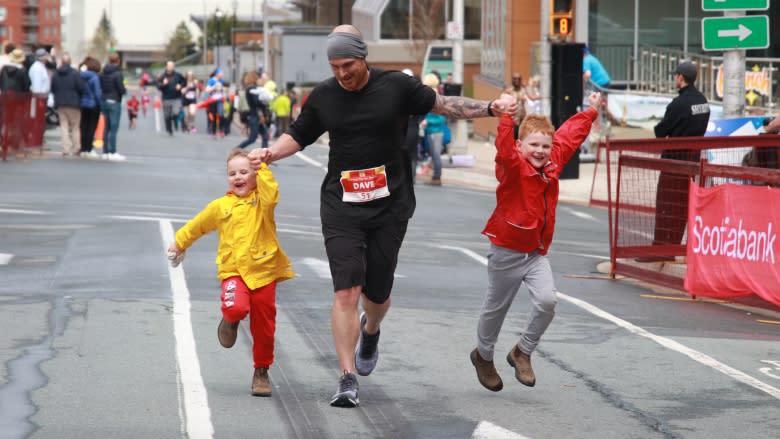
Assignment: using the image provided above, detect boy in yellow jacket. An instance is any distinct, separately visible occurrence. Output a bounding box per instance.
[168,149,294,397]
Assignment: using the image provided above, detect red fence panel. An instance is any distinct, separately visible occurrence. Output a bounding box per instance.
[0,92,46,161]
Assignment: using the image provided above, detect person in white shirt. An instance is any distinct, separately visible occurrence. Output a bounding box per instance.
[28,48,51,96]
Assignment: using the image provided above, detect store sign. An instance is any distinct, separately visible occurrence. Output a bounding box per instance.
[715,64,771,98]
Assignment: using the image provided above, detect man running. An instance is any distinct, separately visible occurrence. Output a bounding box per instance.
[248,24,517,408]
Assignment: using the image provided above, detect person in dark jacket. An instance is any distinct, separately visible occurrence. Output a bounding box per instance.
[0,49,31,93]
[50,54,85,157]
[643,61,711,262]
[157,60,186,135]
[79,56,102,158]
[236,71,269,149]
[99,52,126,160]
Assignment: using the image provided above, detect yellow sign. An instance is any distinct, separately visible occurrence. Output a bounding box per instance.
[715,64,771,98]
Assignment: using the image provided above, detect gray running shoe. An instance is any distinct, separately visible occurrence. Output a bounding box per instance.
[330,372,359,408]
[354,312,380,376]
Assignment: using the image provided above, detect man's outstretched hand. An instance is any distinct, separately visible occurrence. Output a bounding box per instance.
[248,147,271,170]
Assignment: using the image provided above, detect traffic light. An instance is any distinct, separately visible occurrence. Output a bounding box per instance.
[550,0,573,38]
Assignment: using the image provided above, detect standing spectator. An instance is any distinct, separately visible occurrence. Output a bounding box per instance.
[504,72,528,128]
[157,61,186,136]
[28,48,51,96]
[50,54,85,158]
[79,56,102,158]
[28,48,51,147]
[99,52,127,161]
[643,61,710,262]
[582,46,611,89]
[0,43,15,72]
[269,89,292,138]
[181,71,198,133]
[422,73,446,186]
[0,49,31,92]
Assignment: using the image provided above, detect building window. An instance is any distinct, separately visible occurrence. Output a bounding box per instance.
[381,0,411,39]
[380,0,481,40]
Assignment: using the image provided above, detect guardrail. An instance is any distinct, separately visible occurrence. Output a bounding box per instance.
[0,92,46,161]
[599,135,780,290]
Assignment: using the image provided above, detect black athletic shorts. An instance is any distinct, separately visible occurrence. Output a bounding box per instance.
[322,220,409,304]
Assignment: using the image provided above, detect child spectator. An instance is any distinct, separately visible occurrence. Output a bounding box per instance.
[470,92,603,392]
[168,150,294,397]
[126,94,140,129]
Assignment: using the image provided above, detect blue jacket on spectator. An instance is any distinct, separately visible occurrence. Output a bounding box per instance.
[80,69,102,109]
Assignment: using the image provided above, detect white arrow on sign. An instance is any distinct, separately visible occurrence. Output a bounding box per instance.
[718,23,752,41]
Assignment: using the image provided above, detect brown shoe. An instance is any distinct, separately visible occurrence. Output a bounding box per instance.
[252,367,272,397]
[425,176,442,186]
[506,345,536,387]
[470,348,503,392]
[217,318,239,348]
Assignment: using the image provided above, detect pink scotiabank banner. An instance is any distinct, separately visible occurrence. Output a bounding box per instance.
[685,182,780,307]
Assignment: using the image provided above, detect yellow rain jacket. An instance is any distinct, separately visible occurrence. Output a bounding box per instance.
[175,163,294,289]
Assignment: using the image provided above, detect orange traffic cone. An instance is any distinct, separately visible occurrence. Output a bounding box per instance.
[93,114,105,150]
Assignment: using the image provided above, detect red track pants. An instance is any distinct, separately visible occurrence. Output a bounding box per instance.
[220,276,277,369]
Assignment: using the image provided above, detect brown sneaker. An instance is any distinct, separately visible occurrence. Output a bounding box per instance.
[506,345,536,387]
[217,319,239,348]
[470,348,503,392]
[251,367,272,397]
[425,176,442,186]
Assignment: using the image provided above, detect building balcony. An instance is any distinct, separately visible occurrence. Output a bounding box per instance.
[24,0,39,10]
[23,33,39,44]
[23,16,39,27]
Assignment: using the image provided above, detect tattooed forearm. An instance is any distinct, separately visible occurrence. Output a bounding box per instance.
[433,94,491,120]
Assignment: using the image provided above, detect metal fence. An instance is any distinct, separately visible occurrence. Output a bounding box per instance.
[0,92,46,161]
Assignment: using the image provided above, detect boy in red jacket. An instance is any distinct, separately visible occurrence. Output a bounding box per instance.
[470,91,603,392]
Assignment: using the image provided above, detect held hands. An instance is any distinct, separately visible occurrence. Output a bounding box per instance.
[492,93,518,117]
[248,147,272,169]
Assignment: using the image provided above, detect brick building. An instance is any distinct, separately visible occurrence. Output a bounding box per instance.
[0,0,62,51]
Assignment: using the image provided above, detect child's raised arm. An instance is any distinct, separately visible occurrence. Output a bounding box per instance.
[256,162,280,207]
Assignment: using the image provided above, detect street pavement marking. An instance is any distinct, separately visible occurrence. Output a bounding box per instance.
[434,243,780,400]
[640,294,728,304]
[472,421,533,439]
[0,253,13,265]
[159,220,215,439]
[560,206,598,222]
[757,319,780,326]
[0,208,48,215]
[295,151,327,171]
[278,228,322,237]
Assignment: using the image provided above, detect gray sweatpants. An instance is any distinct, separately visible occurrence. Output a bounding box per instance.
[476,244,558,361]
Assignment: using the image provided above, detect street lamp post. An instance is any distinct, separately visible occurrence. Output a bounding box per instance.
[215,7,224,69]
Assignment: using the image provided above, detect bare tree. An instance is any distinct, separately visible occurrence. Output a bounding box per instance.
[403,0,446,62]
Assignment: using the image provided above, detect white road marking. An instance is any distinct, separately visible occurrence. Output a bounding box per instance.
[560,206,598,222]
[295,151,327,171]
[158,220,214,439]
[0,208,48,215]
[472,421,533,439]
[0,253,13,265]
[278,228,322,237]
[301,257,332,279]
[438,244,780,400]
[554,251,610,261]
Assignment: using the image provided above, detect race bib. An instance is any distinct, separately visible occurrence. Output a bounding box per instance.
[340,166,390,203]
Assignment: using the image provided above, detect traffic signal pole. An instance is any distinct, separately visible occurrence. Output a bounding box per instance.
[540,0,551,117]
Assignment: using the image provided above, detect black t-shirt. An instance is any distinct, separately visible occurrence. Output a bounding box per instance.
[288,68,436,226]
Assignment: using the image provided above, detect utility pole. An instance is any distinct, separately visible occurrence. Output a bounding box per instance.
[451,0,467,155]
[722,10,746,117]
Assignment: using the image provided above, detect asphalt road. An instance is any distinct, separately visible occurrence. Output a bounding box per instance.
[1,111,778,439]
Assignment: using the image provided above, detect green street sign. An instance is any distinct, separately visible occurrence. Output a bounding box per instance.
[702,16,769,51]
[702,0,769,11]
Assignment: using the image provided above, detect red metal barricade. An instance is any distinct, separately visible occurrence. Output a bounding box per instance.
[604,135,780,291]
[0,92,46,161]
